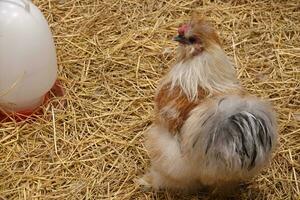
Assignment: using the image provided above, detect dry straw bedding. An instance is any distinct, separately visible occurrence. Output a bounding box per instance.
[0,0,299,199]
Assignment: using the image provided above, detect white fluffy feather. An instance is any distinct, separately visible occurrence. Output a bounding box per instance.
[165,44,240,99]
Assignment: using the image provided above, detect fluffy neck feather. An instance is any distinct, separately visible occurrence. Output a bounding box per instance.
[165,44,240,100]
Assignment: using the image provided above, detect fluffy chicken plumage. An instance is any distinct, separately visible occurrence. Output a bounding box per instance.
[139,16,277,193]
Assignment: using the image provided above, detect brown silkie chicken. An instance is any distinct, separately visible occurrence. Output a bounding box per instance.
[138,16,277,194]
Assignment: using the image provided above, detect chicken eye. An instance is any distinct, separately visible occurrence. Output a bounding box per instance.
[188,37,197,44]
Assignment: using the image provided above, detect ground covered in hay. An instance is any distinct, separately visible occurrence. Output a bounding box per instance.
[1,0,299,199]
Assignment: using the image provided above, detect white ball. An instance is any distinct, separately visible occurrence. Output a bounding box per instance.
[0,0,57,112]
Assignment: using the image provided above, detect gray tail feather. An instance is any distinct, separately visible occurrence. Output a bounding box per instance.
[193,96,277,171]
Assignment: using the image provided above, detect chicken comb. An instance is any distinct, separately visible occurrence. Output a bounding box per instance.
[178,24,190,35]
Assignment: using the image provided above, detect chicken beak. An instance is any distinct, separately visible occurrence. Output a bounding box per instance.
[173,35,187,44]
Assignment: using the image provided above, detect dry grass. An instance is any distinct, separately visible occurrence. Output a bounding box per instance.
[0,0,299,199]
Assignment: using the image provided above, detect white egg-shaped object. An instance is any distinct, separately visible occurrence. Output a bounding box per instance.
[0,0,57,112]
